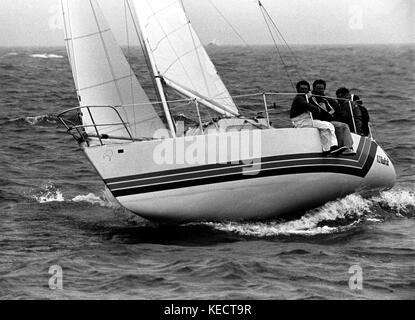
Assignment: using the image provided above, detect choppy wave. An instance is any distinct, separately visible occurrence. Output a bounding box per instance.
[203,189,415,237]
[29,54,64,59]
[1,45,413,300]
[32,184,415,235]
[33,183,119,208]
[7,114,57,126]
[33,183,65,203]
[373,189,415,214]
[0,52,18,58]
[72,193,120,208]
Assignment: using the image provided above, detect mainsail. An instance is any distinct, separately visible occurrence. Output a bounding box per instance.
[61,0,167,139]
[131,0,239,116]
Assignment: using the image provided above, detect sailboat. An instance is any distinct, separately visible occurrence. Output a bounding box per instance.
[57,0,396,222]
[206,38,220,48]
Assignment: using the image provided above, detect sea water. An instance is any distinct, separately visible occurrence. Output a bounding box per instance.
[0,45,414,299]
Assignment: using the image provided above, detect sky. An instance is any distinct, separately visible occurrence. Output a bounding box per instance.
[0,0,413,47]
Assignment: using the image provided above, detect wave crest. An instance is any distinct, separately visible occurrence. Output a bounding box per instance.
[33,183,65,203]
[29,54,64,59]
[32,184,414,236]
[72,193,120,208]
[0,52,18,58]
[8,114,57,126]
[375,189,415,215]
[205,189,415,237]
[33,184,119,208]
[206,194,368,237]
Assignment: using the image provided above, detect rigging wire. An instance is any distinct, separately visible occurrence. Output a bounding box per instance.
[62,0,80,100]
[206,0,252,48]
[89,0,133,133]
[124,0,136,137]
[258,1,295,90]
[125,0,164,107]
[126,0,179,136]
[258,1,308,80]
[181,0,213,98]
[179,0,239,118]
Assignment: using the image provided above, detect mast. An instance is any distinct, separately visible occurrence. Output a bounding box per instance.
[144,39,177,138]
[127,0,176,138]
[131,0,239,118]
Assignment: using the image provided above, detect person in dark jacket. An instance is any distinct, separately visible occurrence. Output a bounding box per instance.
[290,80,343,154]
[309,80,356,155]
[335,87,363,135]
[290,80,321,119]
[310,79,338,121]
[352,94,370,136]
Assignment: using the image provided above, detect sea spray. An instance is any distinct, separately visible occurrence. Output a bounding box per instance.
[375,189,415,214]
[29,54,64,59]
[72,192,120,209]
[71,193,108,206]
[33,184,118,209]
[33,183,65,203]
[203,191,414,237]
[8,114,57,126]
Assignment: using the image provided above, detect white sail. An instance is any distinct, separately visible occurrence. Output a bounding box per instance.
[61,0,167,140]
[131,0,239,116]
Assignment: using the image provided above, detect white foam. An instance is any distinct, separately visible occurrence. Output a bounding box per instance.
[34,188,120,209]
[205,188,415,237]
[1,52,18,58]
[29,53,63,59]
[373,189,415,213]
[8,114,56,126]
[207,221,343,237]
[205,194,372,237]
[34,184,65,203]
[71,193,117,208]
[23,115,56,125]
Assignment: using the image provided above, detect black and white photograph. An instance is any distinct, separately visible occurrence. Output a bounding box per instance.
[0,0,414,305]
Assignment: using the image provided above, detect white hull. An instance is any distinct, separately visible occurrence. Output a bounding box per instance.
[83,128,396,222]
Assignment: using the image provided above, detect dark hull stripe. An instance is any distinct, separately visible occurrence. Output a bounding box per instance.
[108,138,377,198]
[104,151,323,184]
[106,137,367,184]
[109,138,370,190]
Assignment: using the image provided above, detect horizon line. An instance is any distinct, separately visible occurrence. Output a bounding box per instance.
[1,42,414,48]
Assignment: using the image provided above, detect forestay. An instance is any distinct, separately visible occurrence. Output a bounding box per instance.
[61,0,167,139]
[131,0,239,116]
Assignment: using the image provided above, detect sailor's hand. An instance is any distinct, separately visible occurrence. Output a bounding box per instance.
[306,92,312,99]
